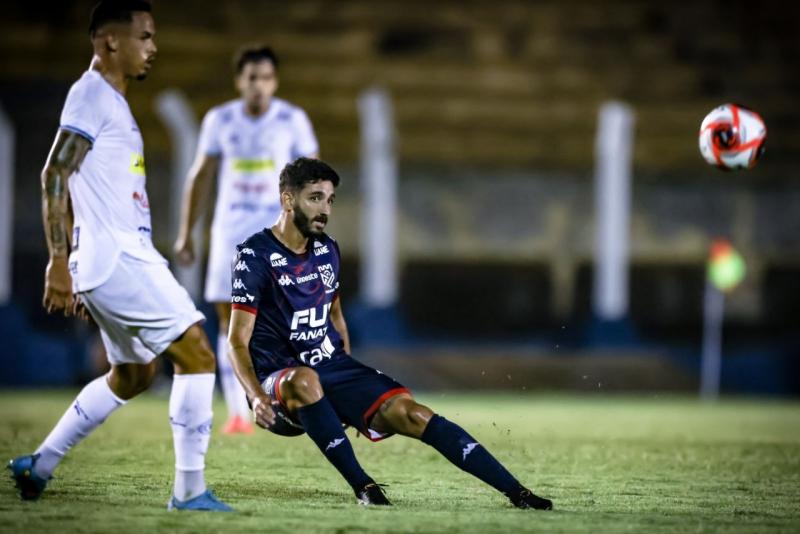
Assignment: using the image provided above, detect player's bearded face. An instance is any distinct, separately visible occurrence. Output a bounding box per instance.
[292,202,327,238]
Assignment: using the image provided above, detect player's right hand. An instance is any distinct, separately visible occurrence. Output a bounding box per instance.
[251,393,276,429]
[43,257,74,316]
[173,234,195,265]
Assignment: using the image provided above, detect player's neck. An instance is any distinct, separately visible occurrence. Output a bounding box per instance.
[271,218,309,254]
[89,56,129,95]
[243,99,271,118]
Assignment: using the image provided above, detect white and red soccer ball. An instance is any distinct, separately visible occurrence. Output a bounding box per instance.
[698,104,767,170]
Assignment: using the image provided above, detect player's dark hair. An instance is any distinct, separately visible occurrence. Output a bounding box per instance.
[234,45,280,75]
[280,158,340,193]
[89,0,152,38]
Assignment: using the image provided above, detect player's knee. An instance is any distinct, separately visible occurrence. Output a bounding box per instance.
[281,367,323,407]
[387,398,433,437]
[109,364,157,399]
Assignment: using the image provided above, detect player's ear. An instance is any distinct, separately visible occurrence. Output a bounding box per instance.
[281,190,294,211]
[105,31,119,53]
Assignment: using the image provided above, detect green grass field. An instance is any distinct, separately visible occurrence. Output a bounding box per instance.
[0,390,798,533]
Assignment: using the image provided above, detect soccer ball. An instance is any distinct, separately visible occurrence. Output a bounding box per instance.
[698,104,766,170]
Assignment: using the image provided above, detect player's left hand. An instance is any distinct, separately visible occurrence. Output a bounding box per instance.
[43,257,74,316]
[251,393,276,429]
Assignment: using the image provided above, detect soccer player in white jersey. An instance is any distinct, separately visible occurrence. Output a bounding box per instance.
[174,45,319,434]
[7,0,231,511]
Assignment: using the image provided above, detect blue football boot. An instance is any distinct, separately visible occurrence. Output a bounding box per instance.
[167,489,233,512]
[7,454,49,501]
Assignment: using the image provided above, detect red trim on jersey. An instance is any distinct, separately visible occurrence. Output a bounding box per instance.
[361,387,411,442]
[232,303,257,314]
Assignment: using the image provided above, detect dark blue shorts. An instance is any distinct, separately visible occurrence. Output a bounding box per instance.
[263,356,409,441]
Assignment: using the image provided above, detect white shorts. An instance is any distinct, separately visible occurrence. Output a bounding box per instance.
[81,253,206,365]
[204,208,280,302]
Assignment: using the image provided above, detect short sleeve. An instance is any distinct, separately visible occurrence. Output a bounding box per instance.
[59,78,110,144]
[290,108,319,159]
[230,244,268,314]
[197,108,222,157]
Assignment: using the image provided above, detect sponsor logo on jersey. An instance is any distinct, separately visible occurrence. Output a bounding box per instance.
[270,253,287,267]
[234,260,250,272]
[290,326,328,342]
[72,226,80,250]
[295,272,319,284]
[317,263,335,289]
[313,241,329,256]
[231,293,255,304]
[290,302,331,330]
[240,248,256,256]
[129,153,146,176]
[233,278,247,290]
[232,158,275,172]
[278,274,294,286]
[132,190,149,209]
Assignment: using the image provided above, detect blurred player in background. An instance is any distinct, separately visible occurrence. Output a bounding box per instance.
[7,0,231,511]
[227,158,553,509]
[174,45,319,434]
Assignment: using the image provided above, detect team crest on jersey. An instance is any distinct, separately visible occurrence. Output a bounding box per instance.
[313,241,330,256]
[270,253,287,267]
[278,274,294,286]
[234,260,250,272]
[317,263,335,290]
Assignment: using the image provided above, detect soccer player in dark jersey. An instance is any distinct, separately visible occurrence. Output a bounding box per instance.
[227,157,553,509]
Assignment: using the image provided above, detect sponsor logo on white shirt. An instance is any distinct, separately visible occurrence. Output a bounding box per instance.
[270,252,287,267]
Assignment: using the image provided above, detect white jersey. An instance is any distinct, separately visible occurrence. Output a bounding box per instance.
[198,97,318,302]
[61,70,166,292]
[199,98,318,244]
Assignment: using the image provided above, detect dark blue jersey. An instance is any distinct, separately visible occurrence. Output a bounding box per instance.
[231,228,346,381]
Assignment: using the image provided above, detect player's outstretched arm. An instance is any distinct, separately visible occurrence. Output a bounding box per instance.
[227,308,276,428]
[329,296,351,355]
[173,153,218,265]
[40,129,91,315]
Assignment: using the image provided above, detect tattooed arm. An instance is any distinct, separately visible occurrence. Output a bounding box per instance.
[41,129,91,315]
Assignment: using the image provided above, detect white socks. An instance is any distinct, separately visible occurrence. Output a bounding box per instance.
[216,333,250,418]
[169,373,214,501]
[33,375,126,479]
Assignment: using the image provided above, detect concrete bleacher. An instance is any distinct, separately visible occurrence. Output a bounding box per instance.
[1,0,798,349]
[2,0,797,170]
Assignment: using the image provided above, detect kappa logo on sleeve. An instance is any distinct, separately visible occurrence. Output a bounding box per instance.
[278,274,294,286]
[240,248,256,257]
[233,278,247,290]
[234,260,250,272]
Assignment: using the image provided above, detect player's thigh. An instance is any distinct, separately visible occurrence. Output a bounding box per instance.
[214,302,231,335]
[204,233,238,303]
